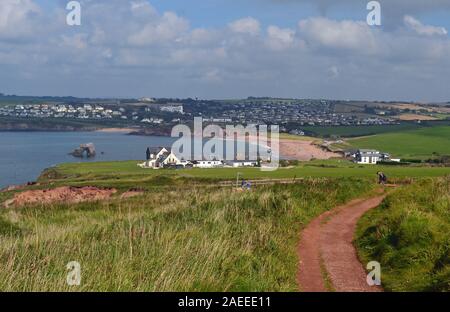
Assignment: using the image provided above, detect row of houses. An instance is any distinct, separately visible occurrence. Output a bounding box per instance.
[0,103,122,120]
[138,147,259,169]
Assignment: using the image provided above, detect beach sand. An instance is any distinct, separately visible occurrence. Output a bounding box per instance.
[279,139,340,160]
[96,127,136,133]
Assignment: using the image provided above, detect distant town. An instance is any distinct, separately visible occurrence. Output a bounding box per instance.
[0,94,449,136]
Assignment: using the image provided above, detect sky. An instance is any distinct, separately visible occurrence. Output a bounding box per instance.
[0,0,450,102]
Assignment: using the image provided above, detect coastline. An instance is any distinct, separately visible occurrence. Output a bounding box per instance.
[0,128,340,189]
[95,127,137,133]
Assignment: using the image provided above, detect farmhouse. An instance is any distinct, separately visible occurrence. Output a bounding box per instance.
[354,149,381,164]
[139,147,185,169]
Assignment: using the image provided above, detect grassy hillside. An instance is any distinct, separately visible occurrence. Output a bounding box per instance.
[301,120,450,138]
[346,126,450,159]
[302,123,423,138]
[0,179,373,291]
[356,177,450,291]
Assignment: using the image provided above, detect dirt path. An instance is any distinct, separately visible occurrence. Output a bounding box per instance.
[297,193,386,292]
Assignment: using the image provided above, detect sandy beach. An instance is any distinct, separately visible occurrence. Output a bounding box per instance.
[279,139,340,160]
[96,127,137,133]
[96,128,340,161]
[231,134,340,161]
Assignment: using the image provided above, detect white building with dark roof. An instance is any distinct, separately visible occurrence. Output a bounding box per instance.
[355,149,381,164]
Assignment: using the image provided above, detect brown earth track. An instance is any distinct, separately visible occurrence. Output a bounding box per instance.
[297,193,386,292]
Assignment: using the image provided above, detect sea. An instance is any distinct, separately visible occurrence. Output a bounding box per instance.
[0,131,175,188]
[0,131,268,188]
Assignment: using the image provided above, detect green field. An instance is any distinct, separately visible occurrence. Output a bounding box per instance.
[36,160,450,190]
[301,120,450,138]
[356,177,450,291]
[345,126,450,159]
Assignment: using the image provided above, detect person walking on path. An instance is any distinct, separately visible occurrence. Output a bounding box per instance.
[377,171,387,185]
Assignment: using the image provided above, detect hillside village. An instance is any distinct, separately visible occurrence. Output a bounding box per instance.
[0,97,402,130]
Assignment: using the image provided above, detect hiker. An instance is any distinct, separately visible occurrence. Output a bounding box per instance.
[240,179,251,190]
[377,171,387,185]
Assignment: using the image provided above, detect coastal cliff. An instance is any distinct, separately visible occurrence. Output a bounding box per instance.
[0,118,100,132]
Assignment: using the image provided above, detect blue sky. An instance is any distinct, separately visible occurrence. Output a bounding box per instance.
[38,0,450,30]
[1,0,450,101]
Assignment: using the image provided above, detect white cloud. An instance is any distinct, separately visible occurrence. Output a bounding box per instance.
[298,17,378,53]
[1,1,450,101]
[128,12,189,46]
[130,0,157,16]
[328,66,339,78]
[266,26,295,50]
[404,15,448,36]
[0,0,41,38]
[228,17,261,36]
[60,34,88,50]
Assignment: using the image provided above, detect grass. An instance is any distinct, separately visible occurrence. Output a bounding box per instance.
[346,126,450,159]
[0,178,373,291]
[302,120,450,138]
[2,154,449,291]
[356,177,450,291]
[34,160,450,191]
[278,133,319,142]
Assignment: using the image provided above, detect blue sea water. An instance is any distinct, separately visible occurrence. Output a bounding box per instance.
[0,131,175,188]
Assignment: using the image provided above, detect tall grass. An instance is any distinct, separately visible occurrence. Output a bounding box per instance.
[0,178,372,291]
[356,177,450,291]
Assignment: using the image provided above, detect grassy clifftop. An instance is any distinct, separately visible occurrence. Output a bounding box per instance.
[36,160,450,191]
[356,177,450,291]
[0,179,373,291]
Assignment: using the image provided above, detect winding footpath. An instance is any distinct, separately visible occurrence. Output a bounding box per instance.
[297,193,386,292]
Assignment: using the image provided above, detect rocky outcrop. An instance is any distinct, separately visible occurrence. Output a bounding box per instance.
[70,143,96,158]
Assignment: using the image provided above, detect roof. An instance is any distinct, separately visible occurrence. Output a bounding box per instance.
[148,147,170,154]
[358,149,379,153]
[359,152,381,157]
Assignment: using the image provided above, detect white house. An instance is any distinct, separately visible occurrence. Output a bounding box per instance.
[193,160,224,168]
[160,104,184,114]
[161,152,182,167]
[355,149,381,164]
[228,160,259,168]
[139,147,185,169]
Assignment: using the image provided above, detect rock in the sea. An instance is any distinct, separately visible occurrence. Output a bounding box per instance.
[70,143,96,158]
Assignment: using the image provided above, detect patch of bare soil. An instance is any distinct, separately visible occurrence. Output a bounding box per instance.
[397,114,438,121]
[4,186,117,208]
[297,194,386,292]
